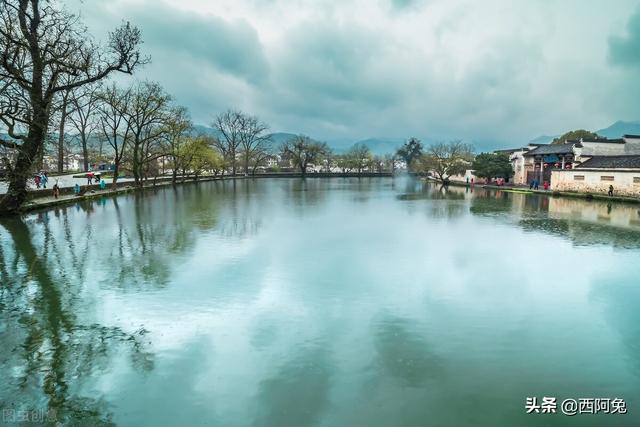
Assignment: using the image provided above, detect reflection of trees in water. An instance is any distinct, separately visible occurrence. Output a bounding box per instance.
[396,182,467,219]
[520,218,640,249]
[467,188,640,248]
[469,189,518,217]
[253,345,334,427]
[0,218,153,425]
[106,185,225,288]
[282,178,328,208]
[212,179,267,238]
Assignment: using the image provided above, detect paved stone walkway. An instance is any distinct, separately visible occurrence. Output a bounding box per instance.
[0,173,135,194]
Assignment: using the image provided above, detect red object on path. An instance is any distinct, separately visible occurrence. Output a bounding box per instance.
[543,181,549,190]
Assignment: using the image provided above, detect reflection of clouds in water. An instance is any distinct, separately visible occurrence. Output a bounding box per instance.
[4,178,640,425]
[372,314,443,387]
[252,345,334,427]
[590,267,640,378]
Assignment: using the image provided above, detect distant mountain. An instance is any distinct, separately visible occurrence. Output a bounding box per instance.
[191,124,221,138]
[268,132,297,146]
[596,120,640,138]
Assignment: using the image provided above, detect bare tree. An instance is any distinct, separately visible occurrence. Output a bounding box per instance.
[418,140,474,182]
[96,84,132,186]
[50,85,73,173]
[123,82,171,186]
[162,106,192,184]
[0,0,146,214]
[68,83,101,171]
[345,143,373,174]
[281,135,330,176]
[237,113,270,174]
[212,110,243,175]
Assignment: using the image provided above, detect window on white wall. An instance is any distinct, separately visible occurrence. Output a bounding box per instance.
[574,175,585,181]
[600,176,614,181]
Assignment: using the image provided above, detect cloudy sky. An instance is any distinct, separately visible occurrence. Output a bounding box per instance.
[69,0,640,148]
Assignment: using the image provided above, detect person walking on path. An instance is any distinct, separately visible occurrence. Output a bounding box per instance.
[41,172,48,189]
[608,185,614,197]
[543,181,549,190]
[34,174,41,189]
[53,181,60,199]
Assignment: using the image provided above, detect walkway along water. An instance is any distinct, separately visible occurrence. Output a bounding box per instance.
[10,172,395,214]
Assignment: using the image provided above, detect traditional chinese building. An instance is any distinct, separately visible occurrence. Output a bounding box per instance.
[551,155,640,197]
[509,134,640,186]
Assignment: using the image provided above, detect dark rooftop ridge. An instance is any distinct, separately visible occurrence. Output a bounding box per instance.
[576,155,640,169]
[524,143,574,156]
[581,137,624,144]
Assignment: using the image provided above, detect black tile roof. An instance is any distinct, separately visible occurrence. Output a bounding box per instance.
[494,147,529,154]
[581,137,625,144]
[577,155,640,169]
[623,134,640,139]
[523,143,574,156]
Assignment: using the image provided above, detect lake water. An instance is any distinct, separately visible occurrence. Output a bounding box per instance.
[1,177,639,426]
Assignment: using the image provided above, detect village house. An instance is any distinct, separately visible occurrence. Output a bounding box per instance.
[495,144,544,184]
[504,134,640,186]
[551,155,640,197]
[42,153,85,172]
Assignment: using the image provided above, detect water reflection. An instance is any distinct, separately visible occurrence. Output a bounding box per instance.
[372,314,443,387]
[1,178,640,426]
[0,218,153,425]
[253,345,334,427]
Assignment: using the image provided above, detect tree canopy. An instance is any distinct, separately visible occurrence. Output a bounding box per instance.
[281,135,330,176]
[417,141,474,181]
[396,137,423,170]
[551,129,598,145]
[471,152,514,181]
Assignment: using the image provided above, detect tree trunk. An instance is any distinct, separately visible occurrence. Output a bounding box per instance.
[81,133,89,172]
[57,97,69,174]
[0,135,43,215]
[112,164,119,188]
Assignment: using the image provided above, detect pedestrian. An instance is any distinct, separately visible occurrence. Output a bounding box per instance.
[34,174,41,189]
[534,179,539,190]
[529,180,534,189]
[543,181,549,190]
[74,183,81,195]
[470,177,474,186]
[608,184,614,197]
[466,176,470,185]
[53,181,60,199]
[87,173,92,185]
[41,172,48,189]
[99,179,106,190]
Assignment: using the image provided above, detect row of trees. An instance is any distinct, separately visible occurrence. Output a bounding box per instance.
[0,0,513,214]
[0,0,146,214]
[394,138,514,182]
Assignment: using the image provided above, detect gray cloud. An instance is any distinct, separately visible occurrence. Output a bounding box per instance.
[67,0,640,147]
[134,6,269,83]
[609,8,640,67]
